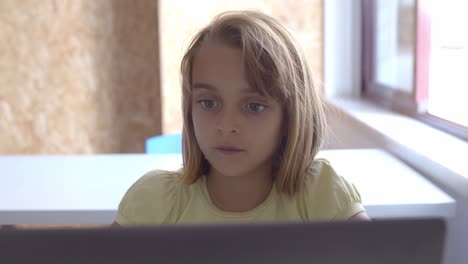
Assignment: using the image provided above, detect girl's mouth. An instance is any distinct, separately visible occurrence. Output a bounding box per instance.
[215,146,245,155]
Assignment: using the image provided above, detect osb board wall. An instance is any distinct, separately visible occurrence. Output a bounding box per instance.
[0,1,161,154]
[160,0,323,133]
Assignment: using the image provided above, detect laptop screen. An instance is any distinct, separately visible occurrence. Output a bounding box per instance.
[0,218,446,264]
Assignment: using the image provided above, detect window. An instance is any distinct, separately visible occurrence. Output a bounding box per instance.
[425,1,468,127]
[361,0,468,140]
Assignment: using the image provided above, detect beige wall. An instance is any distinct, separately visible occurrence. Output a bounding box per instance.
[0,0,161,154]
[159,0,323,133]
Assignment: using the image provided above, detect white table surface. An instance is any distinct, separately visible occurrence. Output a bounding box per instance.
[0,149,455,225]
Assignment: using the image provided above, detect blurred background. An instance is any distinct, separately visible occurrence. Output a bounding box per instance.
[0,0,323,154]
[0,0,465,155]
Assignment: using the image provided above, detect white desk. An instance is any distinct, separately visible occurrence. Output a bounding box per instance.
[0,149,455,225]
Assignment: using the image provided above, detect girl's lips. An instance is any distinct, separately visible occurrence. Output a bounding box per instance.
[215,146,245,155]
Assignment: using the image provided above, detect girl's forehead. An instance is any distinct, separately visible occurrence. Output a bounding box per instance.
[192,40,242,64]
[191,42,246,81]
[190,40,280,101]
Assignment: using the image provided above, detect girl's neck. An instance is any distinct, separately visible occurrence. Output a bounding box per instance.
[206,167,274,213]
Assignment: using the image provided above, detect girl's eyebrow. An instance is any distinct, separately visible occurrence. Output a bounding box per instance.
[192,82,262,95]
[192,83,217,91]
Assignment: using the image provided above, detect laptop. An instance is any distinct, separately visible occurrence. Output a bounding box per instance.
[0,218,446,264]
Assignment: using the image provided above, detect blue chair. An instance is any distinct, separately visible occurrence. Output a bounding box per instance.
[145,133,182,154]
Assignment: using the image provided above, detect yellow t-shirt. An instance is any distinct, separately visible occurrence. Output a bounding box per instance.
[115,159,365,225]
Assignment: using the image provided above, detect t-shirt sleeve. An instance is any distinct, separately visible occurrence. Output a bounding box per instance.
[301,159,366,221]
[114,170,182,225]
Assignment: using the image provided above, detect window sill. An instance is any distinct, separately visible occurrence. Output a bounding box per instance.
[327,97,468,200]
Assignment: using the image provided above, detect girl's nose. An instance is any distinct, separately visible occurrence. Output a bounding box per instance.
[216,109,240,134]
[217,127,239,134]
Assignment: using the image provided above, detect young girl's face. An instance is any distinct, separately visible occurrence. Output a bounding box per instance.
[191,40,284,178]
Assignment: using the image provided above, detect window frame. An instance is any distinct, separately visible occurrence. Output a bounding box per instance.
[361,0,468,141]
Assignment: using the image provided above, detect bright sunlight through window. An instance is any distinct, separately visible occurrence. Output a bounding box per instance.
[427,0,468,127]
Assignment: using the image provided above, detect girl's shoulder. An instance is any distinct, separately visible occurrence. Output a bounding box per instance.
[115,169,192,225]
[132,169,184,190]
[303,158,351,186]
[298,158,364,220]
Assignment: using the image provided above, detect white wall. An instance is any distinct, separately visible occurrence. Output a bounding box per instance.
[323,0,361,98]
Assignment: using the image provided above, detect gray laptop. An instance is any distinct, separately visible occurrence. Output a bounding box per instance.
[0,218,446,264]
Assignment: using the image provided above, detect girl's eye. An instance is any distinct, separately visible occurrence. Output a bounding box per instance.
[246,103,265,113]
[199,100,217,109]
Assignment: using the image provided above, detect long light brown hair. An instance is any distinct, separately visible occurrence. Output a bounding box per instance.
[179,11,326,196]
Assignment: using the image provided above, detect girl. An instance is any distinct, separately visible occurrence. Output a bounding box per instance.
[114,11,369,226]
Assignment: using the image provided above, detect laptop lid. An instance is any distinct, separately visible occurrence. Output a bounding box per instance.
[0,218,446,264]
